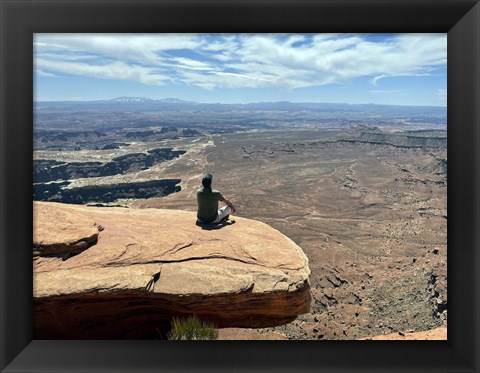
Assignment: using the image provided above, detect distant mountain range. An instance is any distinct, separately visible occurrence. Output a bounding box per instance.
[109,97,196,104]
[36,96,445,109]
[34,96,447,132]
[34,97,446,120]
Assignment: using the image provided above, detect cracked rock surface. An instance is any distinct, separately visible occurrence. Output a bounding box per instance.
[33,201,311,339]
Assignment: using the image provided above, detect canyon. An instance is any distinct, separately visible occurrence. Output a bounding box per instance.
[33,101,447,340]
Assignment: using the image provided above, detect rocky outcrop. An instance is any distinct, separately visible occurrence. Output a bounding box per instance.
[159,126,178,133]
[33,202,311,339]
[181,128,201,137]
[341,131,447,149]
[33,204,101,258]
[33,179,181,204]
[33,148,186,182]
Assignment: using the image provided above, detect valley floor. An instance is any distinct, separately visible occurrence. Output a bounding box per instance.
[129,129,447,340]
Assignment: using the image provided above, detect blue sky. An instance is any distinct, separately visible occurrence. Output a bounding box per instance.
[34,33,447,106]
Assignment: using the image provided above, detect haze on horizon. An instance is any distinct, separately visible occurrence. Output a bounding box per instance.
[34,33,447,107]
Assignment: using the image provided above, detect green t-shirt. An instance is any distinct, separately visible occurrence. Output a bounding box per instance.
[197,188,225,222]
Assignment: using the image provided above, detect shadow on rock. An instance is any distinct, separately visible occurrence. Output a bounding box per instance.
[196,220,236,230]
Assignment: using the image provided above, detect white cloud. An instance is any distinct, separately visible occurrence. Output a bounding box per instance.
[437,88,447,97]
[36,52,101,62]
[36,69,57,78]
[170,57,216,71]
[370,89,403,94]
[371,75,387,86]
[180,70,271,90]
[437,88,447,104]
[34,33,447,91]
[36,58,170,85]
[34,34,203,66]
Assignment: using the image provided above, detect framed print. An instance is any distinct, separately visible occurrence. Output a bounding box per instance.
[1,0,479,372]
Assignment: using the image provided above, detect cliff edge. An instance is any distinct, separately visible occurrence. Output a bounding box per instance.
[33,201,311,339]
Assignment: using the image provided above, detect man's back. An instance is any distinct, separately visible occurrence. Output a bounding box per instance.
[196,187,225,222]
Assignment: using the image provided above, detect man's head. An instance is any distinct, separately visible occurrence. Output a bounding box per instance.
[202,173,213,189]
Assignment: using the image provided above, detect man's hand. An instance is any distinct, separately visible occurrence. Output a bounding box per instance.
[225,199,236,214]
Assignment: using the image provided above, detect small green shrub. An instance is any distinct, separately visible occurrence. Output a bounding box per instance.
[167,315,219,340]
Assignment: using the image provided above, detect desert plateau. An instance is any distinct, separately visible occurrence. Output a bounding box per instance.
[33,99,447,340]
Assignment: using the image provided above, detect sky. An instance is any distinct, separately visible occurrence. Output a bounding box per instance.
[34,33,447,106]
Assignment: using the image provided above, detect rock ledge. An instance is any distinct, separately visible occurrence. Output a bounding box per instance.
[33,202,311,339]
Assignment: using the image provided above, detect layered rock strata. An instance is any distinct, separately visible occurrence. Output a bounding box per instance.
[33,202,311,339]
[33,148,186,182]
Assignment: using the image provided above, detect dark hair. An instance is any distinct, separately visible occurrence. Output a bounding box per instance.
[202,174,213,188]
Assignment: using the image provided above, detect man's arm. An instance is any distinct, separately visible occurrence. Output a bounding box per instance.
[222,198,236,214]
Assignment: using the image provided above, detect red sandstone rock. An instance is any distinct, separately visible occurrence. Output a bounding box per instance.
[360,327,447,340]
[33,202,100,258]
[33,201,311,339]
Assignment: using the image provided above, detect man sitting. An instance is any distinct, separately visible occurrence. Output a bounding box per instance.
[196,173,236,224]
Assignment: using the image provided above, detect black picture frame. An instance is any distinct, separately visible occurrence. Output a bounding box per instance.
[1,0,479,372]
